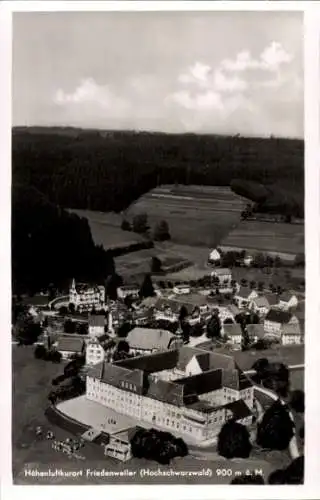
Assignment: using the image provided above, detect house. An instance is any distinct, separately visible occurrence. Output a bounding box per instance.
[117,284,140,300]
[88,315,105,338]
[86,339,106,366]
[86,346,253,443]
[103,427,139,462]
[170,294,211,315]
[223,323,242,347]
[249,296,271,317]
[264,293,280,309]
[243,255,253,267]
[126,327,181,356]
[278,292,299,311]
[264,309,299,338]
[173,284,191,295]
[69,279,105,313]
[281,322,303,345]
[218,305,240,324]
[57,335,85,360]
[154,299,180,323]
[85,334,116,366]
[211,268,232,286]
[246,324,265,343]
[208,249,221,265]
[234,287,258,309]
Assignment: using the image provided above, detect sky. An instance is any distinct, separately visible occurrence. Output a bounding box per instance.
[12,11,303,138]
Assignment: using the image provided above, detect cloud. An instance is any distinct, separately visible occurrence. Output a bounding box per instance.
[52,40,301,137]
[167,40,301,136]
[221,41,293,73]
[54,78,129,115]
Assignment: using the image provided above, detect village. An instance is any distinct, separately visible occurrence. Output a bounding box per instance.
[12,245,304,471]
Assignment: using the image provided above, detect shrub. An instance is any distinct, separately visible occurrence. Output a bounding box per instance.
[256,400,294,451]
[289,390,305,413]
[217,421,252,459]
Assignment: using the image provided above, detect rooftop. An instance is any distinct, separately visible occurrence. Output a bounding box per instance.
[265,309,293,324]
[251,296,270,308]
[224,323,243,337]
[57,336,84,353]
[88,315,105,327]
[212,268,232,275]
[126,327,176,351]
[279,291,297,302]
[236,286,255,299]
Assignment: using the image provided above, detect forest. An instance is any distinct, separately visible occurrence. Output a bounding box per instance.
[12,183,115,294]
[12,127,304,214]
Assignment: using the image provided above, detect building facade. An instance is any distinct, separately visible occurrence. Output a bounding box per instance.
[86,347,253,443]
[69,279,105,313]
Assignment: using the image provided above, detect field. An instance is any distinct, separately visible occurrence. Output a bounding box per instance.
[67,209,146,250]
[220,220,304,259]
[126,185,247,247]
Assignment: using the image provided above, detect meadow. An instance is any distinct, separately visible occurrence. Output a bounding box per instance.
[220,220,304,258]
[126,185,247,248]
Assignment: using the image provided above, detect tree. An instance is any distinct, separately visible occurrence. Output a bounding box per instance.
[151,256,163,273]
[249,280,256,290]
[240,278,248,287]
[121,219,132,231]
[217,420,252,459]
[268,457,304,485]
[181,321,190,344]
[117,340,130,354]
[179,305,189,323]
[77,323,88,336]
[64,319,76,334]
[153,220,170,241]
[189,322,204,337]
[262,362,290,398]
[59,306,68,315]
[139,273,155,299]
[106,273,123,300]
[252,358,269,382]
[258,281,264,292]
[256,400,295,451]
[117,322,134,338]
[289,390,305,413]
[207,314,221,339]
[49,350,62,364]
[16,315,42,345]
[132,213,149,234]
[224,318,234,325]
[34,344,47,359]
[68,302,75,314]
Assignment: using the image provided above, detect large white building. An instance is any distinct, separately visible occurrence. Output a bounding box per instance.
[86,347,253,443]
[69,279,105,313]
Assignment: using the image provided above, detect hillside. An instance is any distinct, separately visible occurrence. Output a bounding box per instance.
[12,183,115,294]
[12,127,304,214]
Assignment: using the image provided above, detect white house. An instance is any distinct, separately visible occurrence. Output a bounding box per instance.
[88,315,105,338]
[218,305,240,324]
[117,285,140,300]
[69,279,105,313]
[264,309,299,338]
[86,339,106,366]
[278,292,299,311]
[243,255,253,267]
[211,268,232,286]
[281,323,303,345]
[249,296,271,317]
[173,284,191,295]
[223,323,242,347]
[234,287,258,309]
[208,249,221,265]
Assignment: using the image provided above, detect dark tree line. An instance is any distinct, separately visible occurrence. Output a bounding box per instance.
[12,183,115,294]
[13,128,304,214]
